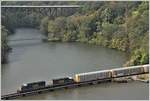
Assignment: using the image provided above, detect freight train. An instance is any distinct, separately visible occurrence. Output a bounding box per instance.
[17,64,149,93]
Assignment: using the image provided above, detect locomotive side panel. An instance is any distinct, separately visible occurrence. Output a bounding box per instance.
[52,77,75,85]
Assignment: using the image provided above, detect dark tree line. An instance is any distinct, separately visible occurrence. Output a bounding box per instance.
[1,26,9,64]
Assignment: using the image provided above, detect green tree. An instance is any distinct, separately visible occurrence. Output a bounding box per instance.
[48,17,67,39]
[40,16,49,36]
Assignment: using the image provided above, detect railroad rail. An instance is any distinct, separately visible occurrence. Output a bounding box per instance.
[1,5,81,8]
[1,80,109,100]
[8,38,44,41]
[1,69,149,100]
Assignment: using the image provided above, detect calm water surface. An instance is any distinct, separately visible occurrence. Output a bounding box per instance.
[1,28,149,100]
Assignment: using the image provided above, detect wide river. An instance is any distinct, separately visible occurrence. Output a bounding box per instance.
[1,28,149,100]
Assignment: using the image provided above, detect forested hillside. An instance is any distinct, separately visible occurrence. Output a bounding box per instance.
[1,1,149,66]
[40,1,149,66]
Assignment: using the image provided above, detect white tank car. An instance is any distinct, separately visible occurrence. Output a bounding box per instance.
[74,70,111,82]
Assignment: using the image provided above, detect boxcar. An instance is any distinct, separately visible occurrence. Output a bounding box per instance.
[128,66,144,75]
[111,65,146,78]
[74,70,111,82]
[17,81,46,93]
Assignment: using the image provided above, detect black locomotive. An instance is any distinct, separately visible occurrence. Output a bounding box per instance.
[17,81,46,93]
[52,77,75,87]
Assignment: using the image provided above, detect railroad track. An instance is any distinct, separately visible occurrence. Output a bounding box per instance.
[1,79,111,100]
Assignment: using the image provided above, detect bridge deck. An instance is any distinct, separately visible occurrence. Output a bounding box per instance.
[1,5,81,8]
[8,38,44,41]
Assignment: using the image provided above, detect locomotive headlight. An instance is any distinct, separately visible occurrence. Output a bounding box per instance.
[23,84,27,86]
[68,77,73,79]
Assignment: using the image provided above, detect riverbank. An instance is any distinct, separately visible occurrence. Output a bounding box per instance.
[112,76,149,84]
[133,74,149,82]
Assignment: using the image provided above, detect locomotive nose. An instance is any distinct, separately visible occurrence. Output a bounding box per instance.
[17,87,21,93]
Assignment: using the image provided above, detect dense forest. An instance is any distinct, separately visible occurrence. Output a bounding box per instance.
[1,1,149,66]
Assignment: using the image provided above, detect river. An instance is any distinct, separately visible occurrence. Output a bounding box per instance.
[1,28,149,100]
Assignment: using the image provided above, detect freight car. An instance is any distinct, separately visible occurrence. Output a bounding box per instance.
[128,66,144,75]
[111,65,146,78]
[74,70,111,82]
[111,68,130,78]
[17,81,46,93]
